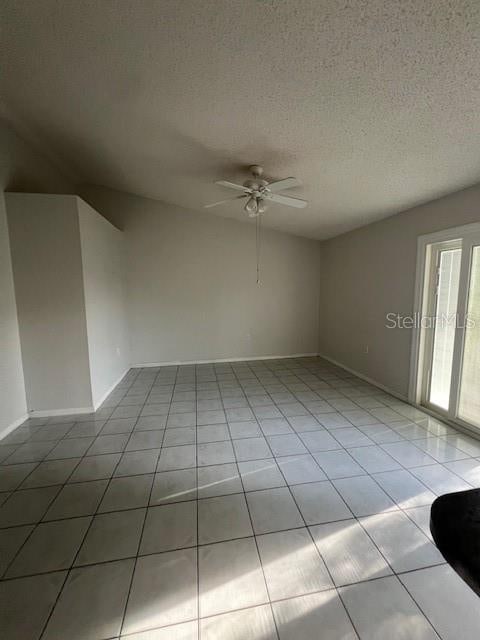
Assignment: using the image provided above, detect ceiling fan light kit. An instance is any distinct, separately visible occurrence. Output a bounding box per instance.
[245,195,260,216]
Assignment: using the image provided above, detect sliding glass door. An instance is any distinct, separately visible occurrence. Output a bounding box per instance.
[418,228,480,431]
[426,242,461,410]
[457,238,480,428]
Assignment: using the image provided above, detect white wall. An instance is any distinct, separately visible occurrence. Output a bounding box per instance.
[78,199,129,406]
[319,183,480,399]
[0,193,27,434]
[81,186,321,365]
[6,194,93,412]
[0,119,73,435]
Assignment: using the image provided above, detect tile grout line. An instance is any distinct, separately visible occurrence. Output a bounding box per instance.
[0,534,449,589]
[195,367,201,639]
[0,357,478,640]
[36,367,143,640]
[277,449,363,640]
[284,365,451,639]
[116,366,170,638]
[231,367,282,640]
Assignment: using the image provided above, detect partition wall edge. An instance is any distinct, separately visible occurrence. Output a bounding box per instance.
[5,192,130,418]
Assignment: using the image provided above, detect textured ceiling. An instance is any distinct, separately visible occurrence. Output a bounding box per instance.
[1,0,480,239]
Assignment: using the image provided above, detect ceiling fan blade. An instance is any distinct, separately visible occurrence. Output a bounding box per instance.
[203,195,246,208]
[266,193,308,208]
[266,177,301,192]
[216,180,250,192]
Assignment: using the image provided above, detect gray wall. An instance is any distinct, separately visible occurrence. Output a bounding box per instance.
[82,186,321,365]
[0,120,73,434]
[6,194,93,412]
[6,193,130,415]
[319,184,480,398]
[78,198,130,406]
[0,192,27,434]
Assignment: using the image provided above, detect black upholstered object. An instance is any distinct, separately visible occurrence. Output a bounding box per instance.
[430,488,480,596]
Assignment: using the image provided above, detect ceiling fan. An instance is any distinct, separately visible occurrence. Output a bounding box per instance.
[204,165,308,217]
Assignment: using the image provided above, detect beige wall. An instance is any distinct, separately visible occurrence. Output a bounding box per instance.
[78,199,129,406]
[0,120,73,435]
[0,193,28,434]
[6,194,93,412]
[319,184,480,399]
[82,186,321,365]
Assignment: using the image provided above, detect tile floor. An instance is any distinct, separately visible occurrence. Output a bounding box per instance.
[1,356,480,639]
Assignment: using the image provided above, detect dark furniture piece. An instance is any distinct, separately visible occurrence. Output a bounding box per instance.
[430,488,480,596]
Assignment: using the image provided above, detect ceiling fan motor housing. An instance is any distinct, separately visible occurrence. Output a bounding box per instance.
[249,164,264,178]
[243,178,269,191]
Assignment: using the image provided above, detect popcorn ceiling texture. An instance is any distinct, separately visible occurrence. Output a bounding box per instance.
[1,0,479,239]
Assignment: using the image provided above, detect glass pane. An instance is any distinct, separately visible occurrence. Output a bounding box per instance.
[459,246,480,426]
[429,248,461,410]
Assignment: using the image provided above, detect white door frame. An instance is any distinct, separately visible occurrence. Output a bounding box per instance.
[419,238,461,414]
[409,221,480,426]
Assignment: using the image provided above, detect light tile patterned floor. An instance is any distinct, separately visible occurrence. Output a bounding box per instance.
[1,356,480,639]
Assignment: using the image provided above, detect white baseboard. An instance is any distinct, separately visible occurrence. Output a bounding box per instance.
[0,412,29,441]
[28,406,95,418]
[92,368,130,410]
[26,369,131,418]
[318,353,408,402]
[132,352,319,368]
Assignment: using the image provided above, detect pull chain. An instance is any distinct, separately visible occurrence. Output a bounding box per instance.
[255,212,262,284]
